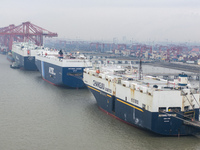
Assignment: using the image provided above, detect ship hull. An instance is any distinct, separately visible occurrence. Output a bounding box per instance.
[35,59,86,88]
[12,52,38,70]
[87,85,200,136]
[0,51,6,55]
[7,54,15,62]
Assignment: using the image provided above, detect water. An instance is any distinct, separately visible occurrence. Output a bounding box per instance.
[0,54,200,150]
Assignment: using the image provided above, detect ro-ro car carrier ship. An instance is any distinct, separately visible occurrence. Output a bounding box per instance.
[35,50,92,88]
[83,63,200,136]
[12,42,44,70]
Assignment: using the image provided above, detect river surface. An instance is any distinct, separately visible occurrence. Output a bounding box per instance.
[0,54,200,150]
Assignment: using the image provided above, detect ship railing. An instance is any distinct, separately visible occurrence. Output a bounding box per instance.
[164,106,200,127]
[183,120,200,128]
[164,112,200,128]
[182,89,200,109]
[190,91,200,108]
[38,55,90,64]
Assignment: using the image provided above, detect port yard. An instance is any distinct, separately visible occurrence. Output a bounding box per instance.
[0,20,200,149]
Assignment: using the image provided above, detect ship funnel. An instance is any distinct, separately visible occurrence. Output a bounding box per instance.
[178,72,188,86]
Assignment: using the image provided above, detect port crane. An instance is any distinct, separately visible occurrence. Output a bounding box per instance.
[0,21,58,51]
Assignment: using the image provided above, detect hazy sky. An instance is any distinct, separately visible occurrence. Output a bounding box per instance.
[0,0,200,43]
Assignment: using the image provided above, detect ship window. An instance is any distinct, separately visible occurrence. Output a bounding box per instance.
[125,97,127,101]
[184,106,189,111]
[127,78,133,81]
[142,104,146,110]
[67,73,82,76]
[131,98,139,104]
[168,107,181,112]
[159,107,166,113]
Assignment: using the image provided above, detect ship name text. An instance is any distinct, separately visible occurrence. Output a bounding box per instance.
[158,114,177,117]
[68,68,82,72]
[49,67,56,75]
[93,80,112,93]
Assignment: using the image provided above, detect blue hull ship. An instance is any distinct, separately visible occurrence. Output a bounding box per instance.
[0,46,7,55]
[12,42,44,71]
[35,50,92,88]
[12,53,37,70]
[87,86,200,136]
[84,67,200,136]
[7,52,15,62]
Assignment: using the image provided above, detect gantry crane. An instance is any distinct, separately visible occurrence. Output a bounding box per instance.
[0,21,58,51]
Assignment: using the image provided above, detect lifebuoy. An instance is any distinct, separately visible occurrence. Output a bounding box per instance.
[96,70,100,74]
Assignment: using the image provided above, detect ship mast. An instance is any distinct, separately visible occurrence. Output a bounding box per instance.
[139,59,143,80]
[199,69,200,92]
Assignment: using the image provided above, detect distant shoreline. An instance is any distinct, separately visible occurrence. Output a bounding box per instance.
[147,62,200,73]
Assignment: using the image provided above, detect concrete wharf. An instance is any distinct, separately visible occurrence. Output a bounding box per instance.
[146,73,200,80]
[149,62,200,74]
